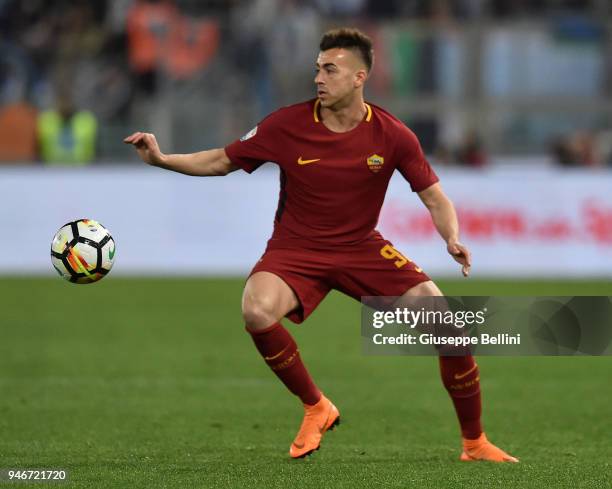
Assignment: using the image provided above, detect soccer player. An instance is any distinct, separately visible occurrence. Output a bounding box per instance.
[124,28,518,463]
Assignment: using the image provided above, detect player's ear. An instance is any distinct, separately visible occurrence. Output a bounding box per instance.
[354,69,368,88]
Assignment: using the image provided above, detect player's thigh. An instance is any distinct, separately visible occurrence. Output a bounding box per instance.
[242,271,300,329]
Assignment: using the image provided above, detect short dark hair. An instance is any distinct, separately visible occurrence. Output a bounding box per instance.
[319,27,374,72]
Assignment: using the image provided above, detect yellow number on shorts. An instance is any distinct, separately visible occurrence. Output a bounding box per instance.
[380,244,422,272]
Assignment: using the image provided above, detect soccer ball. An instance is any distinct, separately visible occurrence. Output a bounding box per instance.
[50,219,115,284]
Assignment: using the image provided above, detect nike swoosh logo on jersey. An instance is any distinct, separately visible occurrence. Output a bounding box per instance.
[297,157,321,165]
[454,363,478,380]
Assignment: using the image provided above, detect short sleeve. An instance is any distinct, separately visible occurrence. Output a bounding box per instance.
[395,124,439,192]
[224,113,280,173]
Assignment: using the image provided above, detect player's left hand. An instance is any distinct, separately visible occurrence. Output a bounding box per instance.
[447,240,471,277]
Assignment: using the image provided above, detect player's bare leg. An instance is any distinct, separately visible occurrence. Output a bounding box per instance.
[242,272,340,458]
[399,280,518,463]
[242,271,301,330]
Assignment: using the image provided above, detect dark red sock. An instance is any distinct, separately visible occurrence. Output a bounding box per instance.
[439,355,483,440]
[247,322,321,406]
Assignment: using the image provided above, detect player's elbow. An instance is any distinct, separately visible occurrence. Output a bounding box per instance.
[205,149,236,176]
[209,163,231,176]
[420,193,441,211]
[424,195,449,212]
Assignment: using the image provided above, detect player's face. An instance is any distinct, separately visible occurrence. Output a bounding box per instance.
[315,48,367,108]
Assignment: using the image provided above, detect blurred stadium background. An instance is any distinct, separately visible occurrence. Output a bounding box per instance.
[1,0,612,277]
[1,1,611,488]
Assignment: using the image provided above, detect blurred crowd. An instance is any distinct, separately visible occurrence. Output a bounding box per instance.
[0,0,220,163]
[552,130,612,167]
[0,0,611,165]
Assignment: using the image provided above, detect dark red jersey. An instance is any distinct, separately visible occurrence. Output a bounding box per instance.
[225,99,438,247]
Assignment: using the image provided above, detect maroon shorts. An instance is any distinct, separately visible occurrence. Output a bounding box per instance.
[249,232,430,323]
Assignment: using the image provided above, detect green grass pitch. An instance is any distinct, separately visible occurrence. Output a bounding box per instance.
[1,278,611,488]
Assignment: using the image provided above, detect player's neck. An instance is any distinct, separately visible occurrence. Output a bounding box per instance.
[320,96,367,133]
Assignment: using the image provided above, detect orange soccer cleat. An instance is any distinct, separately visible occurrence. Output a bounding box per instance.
[289,394,340,459]
[460,433,519,463]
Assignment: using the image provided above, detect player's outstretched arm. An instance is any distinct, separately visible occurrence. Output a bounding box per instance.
[418,183,472,277]
[123,132,239,176]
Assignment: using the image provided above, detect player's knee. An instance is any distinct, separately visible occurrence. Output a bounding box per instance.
[403,280,443,297]
[242,294,279,330]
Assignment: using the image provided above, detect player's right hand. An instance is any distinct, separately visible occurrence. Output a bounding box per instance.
[123,132,166,166]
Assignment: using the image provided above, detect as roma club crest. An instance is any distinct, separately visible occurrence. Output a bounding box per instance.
[367,154,384,173]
